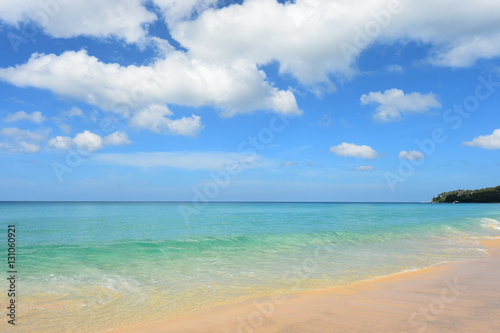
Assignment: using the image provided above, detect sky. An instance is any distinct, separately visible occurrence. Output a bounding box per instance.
[0,0,499,202]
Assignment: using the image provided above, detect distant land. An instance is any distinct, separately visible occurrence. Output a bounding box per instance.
[432,186,500,203]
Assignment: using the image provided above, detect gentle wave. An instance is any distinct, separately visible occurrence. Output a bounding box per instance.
[2,203,500,332]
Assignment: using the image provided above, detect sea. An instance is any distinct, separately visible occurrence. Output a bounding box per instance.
[1,202,499,332]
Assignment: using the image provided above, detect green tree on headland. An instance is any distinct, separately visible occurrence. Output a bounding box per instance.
[432,186,500,203]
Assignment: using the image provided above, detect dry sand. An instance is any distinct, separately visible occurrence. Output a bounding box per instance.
[114,238,500,333]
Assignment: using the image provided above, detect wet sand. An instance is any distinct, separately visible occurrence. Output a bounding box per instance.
[114,238,500,333]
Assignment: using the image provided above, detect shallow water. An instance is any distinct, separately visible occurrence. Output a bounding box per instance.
[1,202,499,332]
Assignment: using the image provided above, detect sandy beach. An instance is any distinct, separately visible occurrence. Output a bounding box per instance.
[114,238,500,333]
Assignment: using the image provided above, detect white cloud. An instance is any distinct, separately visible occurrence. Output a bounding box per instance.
[166,115,203,137]
[48,136,73,150]
[130,104,173,133]
[3,111,46,124]
[360,89,441,122]
[0,0,498,128]
[0,127,46,141]
[1,0,499,94]
[62,107,84,117]
[130,105,203,137]
[354,165,374,171]
[0,141,40,154]
[92,151,269,170]
[0,127,46,153]
[330,142,378,159]
[49,130,133,151]
[0,0,156,44]
[283,161,295,166]
[18,141,41,153]
[172,0,500,86]
[428,32,500,67]
[0,50,300,120]
[153,0,217,27]
[103,131,132,146]
[58,123,72,135]
[462,129,500,150]
[398,150,425,161]
[73,130,103,152]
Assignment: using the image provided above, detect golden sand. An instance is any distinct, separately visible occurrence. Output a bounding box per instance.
[114,238,500,333]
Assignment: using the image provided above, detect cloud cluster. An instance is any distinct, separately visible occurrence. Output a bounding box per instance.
[153,0,217,27]
[0,127,46,141]
[0,50,300,123]
[130,105,203,137]
[462,129,500,150]
[0,127,47,153]
[398,150,425,161]
[1,0,498,128]
[48,130,132,152]
[62,107,84,118]
[360,89,441,122]
[3,111,46,124]
[172,0,500,84]
[330,142,378,159]
[0,0,156,43]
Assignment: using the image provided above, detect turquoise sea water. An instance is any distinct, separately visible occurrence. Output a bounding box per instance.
[1,202,500,332]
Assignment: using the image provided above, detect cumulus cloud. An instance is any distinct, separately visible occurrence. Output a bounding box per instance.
[73,130,104,152]
[0,0,499,129]
[18,141,41,153]
[49,130,132,152]
[354,165,374,171]
[0,50,300,120]
[153,0,217,27]
[48,136,73,150]
[0,127,46,141]
[330,142,378,159]
[166,115,203,137]
[0,127,47,153]
[130,105,203,137]
[282,161,295,166]
[462,129,500,149]
[62,107,84,117]
[3,111,46,124]
[172,0,500,86]
[0,0,156,44]
[0,141,40,154]
[360,89,441,122]
[398,150,425,161]
[103,131,132,146]
[1,0,499,87]
[130,105,173,133]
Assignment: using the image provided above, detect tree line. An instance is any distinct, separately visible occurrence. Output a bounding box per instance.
[432,185,500,203]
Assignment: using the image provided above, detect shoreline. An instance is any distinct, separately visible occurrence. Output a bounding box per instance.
[113,237,500,333]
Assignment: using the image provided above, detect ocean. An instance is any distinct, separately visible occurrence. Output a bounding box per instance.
[1,202,499,332]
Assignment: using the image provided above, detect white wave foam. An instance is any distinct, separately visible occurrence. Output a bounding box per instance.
[481,218,500,230]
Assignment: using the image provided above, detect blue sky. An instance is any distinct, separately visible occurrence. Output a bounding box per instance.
[0,0,499,201]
